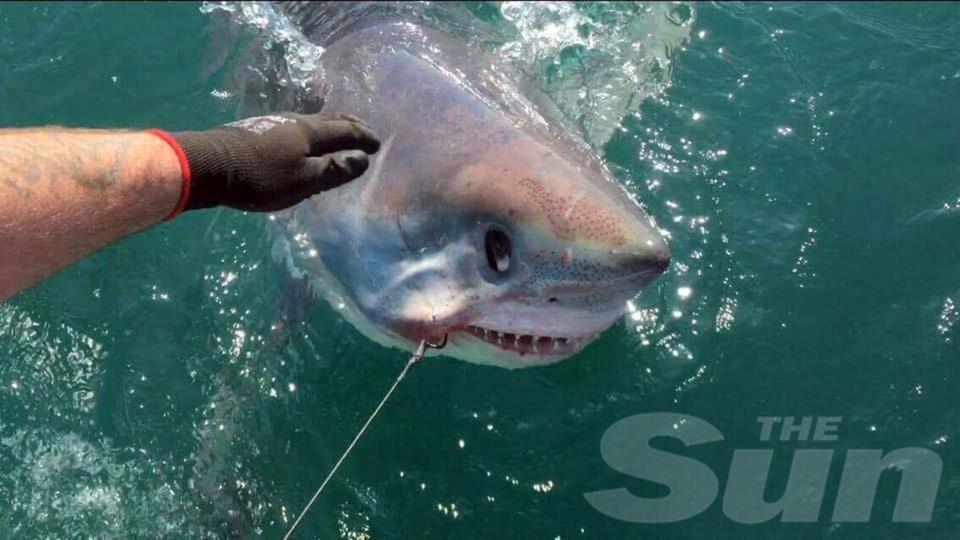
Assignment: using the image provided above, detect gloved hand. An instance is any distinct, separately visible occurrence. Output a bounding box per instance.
[160,112,380,214]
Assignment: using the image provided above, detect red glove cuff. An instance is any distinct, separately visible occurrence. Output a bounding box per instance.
[146,129,192,221]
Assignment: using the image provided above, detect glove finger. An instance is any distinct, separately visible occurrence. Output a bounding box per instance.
[301,150,371,192]
[302,116,381,155]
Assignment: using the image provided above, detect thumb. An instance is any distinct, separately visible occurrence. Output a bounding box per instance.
[301,149,370,193]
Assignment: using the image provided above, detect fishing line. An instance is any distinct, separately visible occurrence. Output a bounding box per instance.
[283,335,447,539]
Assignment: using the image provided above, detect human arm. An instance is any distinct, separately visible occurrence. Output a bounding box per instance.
[0,113,379,300]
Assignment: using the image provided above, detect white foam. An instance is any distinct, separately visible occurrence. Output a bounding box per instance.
[201,1,324,91]
[499,2,694,147]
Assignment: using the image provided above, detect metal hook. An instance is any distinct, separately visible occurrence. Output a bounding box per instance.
[425,333,448,350]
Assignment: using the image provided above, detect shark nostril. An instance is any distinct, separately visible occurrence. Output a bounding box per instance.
[548,297,558,303]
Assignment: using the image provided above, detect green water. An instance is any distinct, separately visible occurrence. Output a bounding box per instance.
[2,2,959,538]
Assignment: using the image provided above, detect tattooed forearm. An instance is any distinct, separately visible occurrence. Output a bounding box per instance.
[0,128,182,300]
[0,137,42,195]
[0,130,137,197]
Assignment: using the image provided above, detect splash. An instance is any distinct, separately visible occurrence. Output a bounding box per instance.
[498,2,694,147]
[200,1,693,147]
[202,1,323,88]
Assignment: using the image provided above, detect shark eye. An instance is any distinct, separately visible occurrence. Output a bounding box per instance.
[485,228,511,273]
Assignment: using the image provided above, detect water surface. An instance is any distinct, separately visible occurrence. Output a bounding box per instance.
[0,2,958,537]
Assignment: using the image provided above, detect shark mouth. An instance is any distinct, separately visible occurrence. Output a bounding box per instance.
[462,324,597,357]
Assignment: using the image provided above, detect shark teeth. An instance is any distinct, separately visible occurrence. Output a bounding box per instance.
[463,325,595,356]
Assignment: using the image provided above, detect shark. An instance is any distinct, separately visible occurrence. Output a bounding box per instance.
[277,20,671,368]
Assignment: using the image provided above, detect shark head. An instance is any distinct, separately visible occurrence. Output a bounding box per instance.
[362,132,670,368]
[293,22,670,368]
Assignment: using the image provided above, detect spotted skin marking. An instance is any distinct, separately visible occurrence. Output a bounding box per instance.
[517,176,626,247]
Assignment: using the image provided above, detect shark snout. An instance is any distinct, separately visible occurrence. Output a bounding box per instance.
[529,224,669,314]
[577,182,671,291]
[614,229,671,284]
